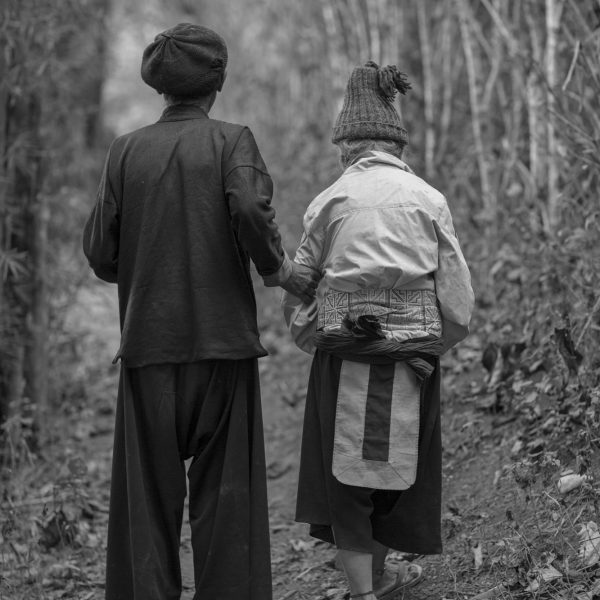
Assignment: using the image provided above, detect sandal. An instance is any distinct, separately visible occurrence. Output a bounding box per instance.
[374,563,424,600]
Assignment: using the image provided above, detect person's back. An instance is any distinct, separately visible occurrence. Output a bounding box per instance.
[93,110,279,365]
[301,151,448,294]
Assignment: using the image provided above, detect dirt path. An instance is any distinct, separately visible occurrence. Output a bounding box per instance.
[1,283,513,600]
[180,285,509,600]
[245,343,507,600]
[90,286,503,600]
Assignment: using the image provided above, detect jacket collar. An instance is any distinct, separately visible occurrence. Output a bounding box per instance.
[158,104,209,123]
[347,151,414,174]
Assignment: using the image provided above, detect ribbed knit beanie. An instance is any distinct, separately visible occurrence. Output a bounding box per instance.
[332,61,411,144]
[141,23,228,96]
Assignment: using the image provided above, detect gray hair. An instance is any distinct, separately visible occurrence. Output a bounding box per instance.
[336,138,406,169]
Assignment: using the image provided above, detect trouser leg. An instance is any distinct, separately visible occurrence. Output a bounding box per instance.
[176,359,271,600]
[105,365,187,600]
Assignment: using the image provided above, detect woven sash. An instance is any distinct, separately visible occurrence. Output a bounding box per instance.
[319,288,442,337]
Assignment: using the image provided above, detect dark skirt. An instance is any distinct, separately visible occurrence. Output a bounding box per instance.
[295,350,442,555]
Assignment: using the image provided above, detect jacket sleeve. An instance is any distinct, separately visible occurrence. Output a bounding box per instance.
[433,202,475,352]
[282,224,323,354]
[224,127,292,286]
[82,148,120,283]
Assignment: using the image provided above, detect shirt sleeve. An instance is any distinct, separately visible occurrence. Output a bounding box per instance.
[433,202,475,352]
[223,127,291,286]
[282,224,323,354]
[82,148,120,283]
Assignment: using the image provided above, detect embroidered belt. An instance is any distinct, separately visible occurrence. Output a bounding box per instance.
[319,288,442,337]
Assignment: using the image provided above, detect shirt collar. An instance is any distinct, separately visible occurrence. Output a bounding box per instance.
[347,151,413,174]
[158,104,209,123]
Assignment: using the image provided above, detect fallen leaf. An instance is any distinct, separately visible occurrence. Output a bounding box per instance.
[578,521,600,567]
[575,578,600,600]
[47,561,81,580]
[525,564,562,591]
[473,543,483,570]
[38,510,78,550]
[493,470,501,487]
[511,440,524,455]
[558,474,591,494]
[290,538,314,552]
[470,584,506,600]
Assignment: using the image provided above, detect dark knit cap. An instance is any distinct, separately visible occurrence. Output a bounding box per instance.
[332,61,411,144]
[141,23,228,96]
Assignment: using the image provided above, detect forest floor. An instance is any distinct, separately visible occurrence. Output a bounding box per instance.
[1,283,600,600]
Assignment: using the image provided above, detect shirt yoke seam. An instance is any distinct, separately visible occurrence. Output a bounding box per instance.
[323,202,425,227]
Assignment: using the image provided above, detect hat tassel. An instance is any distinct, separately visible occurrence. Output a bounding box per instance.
[364,61,411,99]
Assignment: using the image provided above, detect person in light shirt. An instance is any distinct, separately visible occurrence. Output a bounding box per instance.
[283,61,474,600]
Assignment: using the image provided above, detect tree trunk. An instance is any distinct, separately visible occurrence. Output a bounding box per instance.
[0,36,9,424]
[27,189,49,429]
[12,90,47,432]
[0,37,7,324]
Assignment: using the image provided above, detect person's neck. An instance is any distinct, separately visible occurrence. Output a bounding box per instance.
[168,100,210,112]
[165,91,216,114]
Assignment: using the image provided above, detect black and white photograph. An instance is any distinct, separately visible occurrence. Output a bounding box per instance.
[1,1,599,599]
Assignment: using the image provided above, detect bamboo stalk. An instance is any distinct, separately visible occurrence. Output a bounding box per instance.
[562,40,580,91]
[456,0,494,218]
[348,0,370,60]
[481,0,505,112]
[321,0,346,110]
[416,0,435,180]
[524,0,545,205]
[545,0,561,232]
[436,3,456,165]
[479,0,519,55]
[368,0,383,65]
[388,0,400,62]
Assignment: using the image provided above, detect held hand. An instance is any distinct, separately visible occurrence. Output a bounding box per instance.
[281,262,321,304]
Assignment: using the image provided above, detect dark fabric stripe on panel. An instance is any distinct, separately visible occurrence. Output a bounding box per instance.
[362,362,395,461]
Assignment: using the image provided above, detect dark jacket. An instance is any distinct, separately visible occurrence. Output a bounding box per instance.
[83,104,291,367]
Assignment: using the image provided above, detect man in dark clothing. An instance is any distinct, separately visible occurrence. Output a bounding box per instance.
[83,24,318,600]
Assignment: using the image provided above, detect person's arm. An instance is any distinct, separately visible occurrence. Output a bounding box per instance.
[224,127,318,302]
[282,225,323,354]
[433,202,475,352]
[224,127,292,282]
[82,148,120,283]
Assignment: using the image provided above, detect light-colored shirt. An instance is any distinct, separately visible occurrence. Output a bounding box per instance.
[283,151,474,353]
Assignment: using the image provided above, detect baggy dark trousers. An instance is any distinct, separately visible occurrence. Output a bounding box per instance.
[105,359,272,600]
